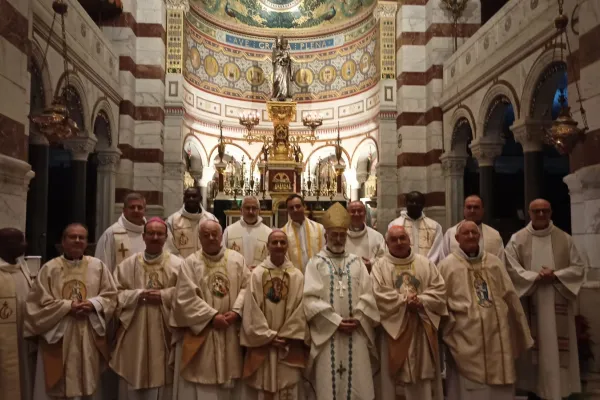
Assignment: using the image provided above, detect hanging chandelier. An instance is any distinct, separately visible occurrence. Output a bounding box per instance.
[30,0,79,142]
[545,0,588,154]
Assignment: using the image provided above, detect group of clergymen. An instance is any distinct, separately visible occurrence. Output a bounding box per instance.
[0,186,586,400]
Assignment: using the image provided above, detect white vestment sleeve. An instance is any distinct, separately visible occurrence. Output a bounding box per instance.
[427,224,444,265]
[222,227,229,248]
[165,215,180,256]
[504,234,539,297]
[440,230,452,262]
[40,319,69,344]
[88,296,107,336]
[95,230,113,268]
[553,240,586,299]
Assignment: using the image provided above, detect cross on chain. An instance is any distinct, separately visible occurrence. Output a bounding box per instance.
[118,242,129,258]
[336,361,347,379]
[335,279,347,298]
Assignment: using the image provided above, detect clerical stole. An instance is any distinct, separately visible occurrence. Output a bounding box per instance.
[170,214,199,259]
[282,220,324,273]
[241,260,307,396]
[0,270,20,399]
[396,217,437,258]
[439,253,533,386]
[224,221,271,267]
[111,252,181,390]
[113,226,134,266]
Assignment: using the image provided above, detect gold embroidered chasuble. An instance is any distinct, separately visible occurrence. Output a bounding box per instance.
[95,214,146,272]
[281,218,324,273]
[24,256,117,398]
[438,251,533,387]
[0,258,33,400]
[170,248,250,386]
[303,248,380,400]
[110,252,183,391]
[505,222,585,400]
[388,211,443,264]
[240,258,307,396]
[166,207,218,259]
[372,251,446,388]
[223,217,272,268]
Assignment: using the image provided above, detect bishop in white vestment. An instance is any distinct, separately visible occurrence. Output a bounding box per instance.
[303,203,380,400]
[170,220,250,400]
[505,199,585,400]
[439,221,533,400]
[166,187,218,259]
[281,195,324,272]
[373,226,447,400]
[346,201,385,274]
[25,223,118,400]
[95,192,147,272]
[0,228,35,400]
[388,192,443,264]
[241,230,308,400]
[223,196,272,269]
[440,195,504,262]
[110,218,183,400]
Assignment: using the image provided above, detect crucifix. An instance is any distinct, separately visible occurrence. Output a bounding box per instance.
[118,242,129,259]
[336,361,347,379]
[335,279,347,298]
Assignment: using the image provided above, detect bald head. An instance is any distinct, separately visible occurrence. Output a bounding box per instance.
[268,229,288,264]
[348,201,367,230]
[199,220,222,255]
[386,225,411,258]
[0,228,26,263]
[528,198,552,230]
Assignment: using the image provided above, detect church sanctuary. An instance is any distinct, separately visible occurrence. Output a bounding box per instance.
[1,0,600,399]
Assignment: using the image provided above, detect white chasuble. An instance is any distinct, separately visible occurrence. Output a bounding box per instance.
[110,252,183,400]
[438,250,533,400]
[505,222,585,400]
[388,211,443,265]
[0,257,34,400]
[24,256,117,400]
[95,214,146,272]
[303,249,380,400]
[166,207,218,259]
[281,219,324,273]
[345,226,385,268]
[170,248,250,400]
[440,222,505,263]
[241,258,307,400]
[371,251,447,400]
[223,217,272,269]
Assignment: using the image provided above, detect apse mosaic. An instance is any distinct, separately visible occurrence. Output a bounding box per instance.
[190,0,376,37]
[184,17,379,102]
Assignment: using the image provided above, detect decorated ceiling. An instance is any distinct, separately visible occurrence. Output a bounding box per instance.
[190,0,376,37]
[183,15,379,102]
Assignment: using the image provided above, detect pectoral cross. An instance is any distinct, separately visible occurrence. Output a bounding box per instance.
[335,279,347,298]
[118,242,129,259]
[336,362,347,378]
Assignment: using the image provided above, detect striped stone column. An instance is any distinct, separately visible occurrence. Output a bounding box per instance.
[395,0,479,227]
[0,0,35,229]
[101,0,166,218]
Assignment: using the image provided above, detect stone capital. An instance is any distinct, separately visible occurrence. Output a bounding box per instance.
[373,1,398,20]
[164,0,189,12]
[64,136,98,162]
[563,164,600,200]
[469,137,504,167]
[96,148,122,169]
[510,118,551,153]
[440,152,467,176]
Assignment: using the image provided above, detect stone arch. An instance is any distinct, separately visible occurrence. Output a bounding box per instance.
[29,40,52,109]
[477,82,519,137]
[350,136,378,169]
[304,144,351,173]
[183,135,209,172]
[91,98,117,149]
[207,142,252,166]
[449,105,476,144]
[521,46,566,119]
[54,71,90,133]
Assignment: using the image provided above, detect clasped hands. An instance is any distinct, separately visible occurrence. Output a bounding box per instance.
[212,311,239,330]
[535,266,556,283]
[338,318,359,334]
[407,292,424,312]
[139,290,162,305]
[70,300,94,319]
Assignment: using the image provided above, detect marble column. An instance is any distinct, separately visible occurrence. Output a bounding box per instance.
[64,136,97,224]
[199,165,215,210]
[511,118,549,215]
[470,136,504,225]
[376,116,399,235]
[440,152,467,227]
[26,133,50,258]
[95,148,121,239]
